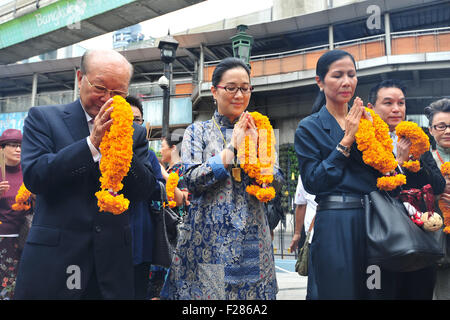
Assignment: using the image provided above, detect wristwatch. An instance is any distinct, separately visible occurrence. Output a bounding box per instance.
[226,143,238,157]
[336,143,350,157]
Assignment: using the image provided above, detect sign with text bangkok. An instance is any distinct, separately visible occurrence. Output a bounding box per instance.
[0,0,136,49]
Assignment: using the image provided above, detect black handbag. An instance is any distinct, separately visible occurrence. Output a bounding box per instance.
[264,192,284,231]
[435,228,450,268]
[365,190,443,272]
[151,181,182,268]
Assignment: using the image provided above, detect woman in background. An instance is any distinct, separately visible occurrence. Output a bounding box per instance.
[424,98,450,300]
[0,129,32,300]
[160,133,190,209]
[149,133,189,300]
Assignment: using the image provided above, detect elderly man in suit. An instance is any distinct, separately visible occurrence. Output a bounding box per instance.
[14,49,156,299]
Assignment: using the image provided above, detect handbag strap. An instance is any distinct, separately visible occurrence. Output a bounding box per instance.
[158,180,169,204]
[303,215,316,244]
[182,195,188,215]
[308,215,316,233]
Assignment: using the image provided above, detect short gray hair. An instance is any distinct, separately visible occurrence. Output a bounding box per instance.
[424,98,450,126]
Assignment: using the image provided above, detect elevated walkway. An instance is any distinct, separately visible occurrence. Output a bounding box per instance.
[201,27,450,93]
[0,0,205,64]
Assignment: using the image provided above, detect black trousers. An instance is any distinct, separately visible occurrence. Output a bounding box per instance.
[367,266,437,300]
[134,262,151,300]
[310,206,368,299]
[81,268,103,300]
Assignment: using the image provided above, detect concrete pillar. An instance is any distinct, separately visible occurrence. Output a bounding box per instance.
[73,68,79,100]
[384,12,391,56]
[329,25,334,50]
[31,73,38,107]
[193,60,198,84]
[199,43,204,84]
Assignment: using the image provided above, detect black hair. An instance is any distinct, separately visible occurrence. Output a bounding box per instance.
[424,98,450,126]
[126,95,143,117]
[211,57,251,87]
[162,131,183,149]
[311,50,357,114]
[368,79,407,106]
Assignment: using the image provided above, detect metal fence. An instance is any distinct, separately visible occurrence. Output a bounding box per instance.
[273,212,297,259]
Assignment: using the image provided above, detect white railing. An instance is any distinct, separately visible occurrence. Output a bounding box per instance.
[0,0,56,24]
[391,26,450,39]
[203,26,449,69]
[204,43,330,67]
[204,34,385,67]
[334,34,385,47]
[251,43,330,62]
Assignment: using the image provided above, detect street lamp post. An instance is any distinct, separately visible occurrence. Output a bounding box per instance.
[231,24,254,67]
[158,33,179,139]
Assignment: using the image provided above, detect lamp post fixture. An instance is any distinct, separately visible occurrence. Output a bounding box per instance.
[231,24,254,67]
[158,33,179,139]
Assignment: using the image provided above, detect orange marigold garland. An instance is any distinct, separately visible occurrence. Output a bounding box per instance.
[355,108,406,191]
[12,183,32,211]
[395,121,430,173]
[95,96,134,215]
[439,162,450,234]
[237,111,276,202]
[165,171,179,208]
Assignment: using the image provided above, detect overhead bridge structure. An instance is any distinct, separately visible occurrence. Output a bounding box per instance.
[0,0,204,64]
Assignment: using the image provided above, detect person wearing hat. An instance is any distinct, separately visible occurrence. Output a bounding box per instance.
[0,129,32,300]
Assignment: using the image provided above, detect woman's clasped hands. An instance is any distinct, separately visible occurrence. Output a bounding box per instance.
[342,97,371,146]
[231,111,258,151]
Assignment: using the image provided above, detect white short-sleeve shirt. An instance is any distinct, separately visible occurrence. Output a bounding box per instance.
[294,175,317,243]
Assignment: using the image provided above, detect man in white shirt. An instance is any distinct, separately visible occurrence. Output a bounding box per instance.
[289,175,317,252]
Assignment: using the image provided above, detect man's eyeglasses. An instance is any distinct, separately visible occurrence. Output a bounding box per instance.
[5,143,21,149]
[84,76,128,98]
[216,85,253,95]
[133,117,144,124]
[432,123,450,131]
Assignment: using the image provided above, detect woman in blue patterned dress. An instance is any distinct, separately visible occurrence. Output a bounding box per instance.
[160,57,283,300]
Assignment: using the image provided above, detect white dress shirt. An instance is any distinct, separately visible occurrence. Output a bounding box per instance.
[294,175,317,243]
[81,103,102,163]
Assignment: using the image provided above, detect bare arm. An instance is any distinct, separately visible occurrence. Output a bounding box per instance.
[289,204,307,252]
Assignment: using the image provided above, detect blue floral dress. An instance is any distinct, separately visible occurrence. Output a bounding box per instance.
[160,110,281,300]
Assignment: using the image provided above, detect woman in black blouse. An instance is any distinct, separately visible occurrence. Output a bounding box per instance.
[295,50,378,299]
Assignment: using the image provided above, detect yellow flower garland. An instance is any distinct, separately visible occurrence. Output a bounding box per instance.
[395,121,430,173]
[237,111,276,202]
[441,162,450,176]
[439,162,450,234]
[165,171,179,208]
[95,96,134,215]
[355,108,406,191]
[12,183,32,211]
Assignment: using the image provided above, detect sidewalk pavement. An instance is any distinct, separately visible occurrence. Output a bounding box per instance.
[275,259,307,300]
